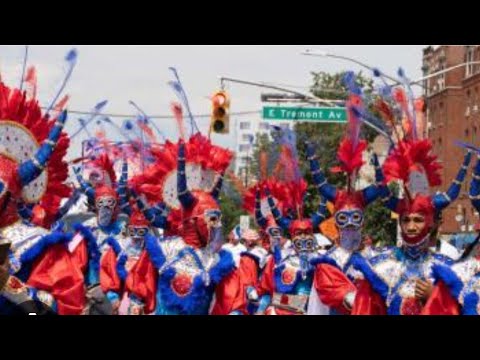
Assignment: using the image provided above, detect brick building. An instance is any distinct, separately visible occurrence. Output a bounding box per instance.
[423,45,480,234]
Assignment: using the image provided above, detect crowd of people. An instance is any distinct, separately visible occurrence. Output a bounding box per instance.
[1,51,480,315]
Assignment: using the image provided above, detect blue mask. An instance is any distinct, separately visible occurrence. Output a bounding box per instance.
[335,209,364,230]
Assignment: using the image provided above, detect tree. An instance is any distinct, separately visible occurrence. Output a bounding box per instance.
[218,192,249,235]
[218,159,250,234]
[247,70,397,245]
[248,133,274,181]
[297,70,397,245]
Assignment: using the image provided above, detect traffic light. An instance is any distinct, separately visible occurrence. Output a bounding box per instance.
[211,91,230,134]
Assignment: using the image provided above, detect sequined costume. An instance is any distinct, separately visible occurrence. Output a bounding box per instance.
[96,207,153,315]
[424,152,480,315]
[249,179,330,315]
[348,74,472,315]
[305,148,386,316]
[301,73,387,315]
[124,134,243,315]
[0,73,78,314]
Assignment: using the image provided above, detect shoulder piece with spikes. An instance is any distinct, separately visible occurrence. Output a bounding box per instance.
[0,81,71,228]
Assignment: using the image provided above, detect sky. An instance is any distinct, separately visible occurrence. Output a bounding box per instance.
[0,45,426,159]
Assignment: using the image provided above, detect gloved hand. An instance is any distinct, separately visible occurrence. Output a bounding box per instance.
[247,286,259,302]
[343,291,356,311]
[228,310,243,315]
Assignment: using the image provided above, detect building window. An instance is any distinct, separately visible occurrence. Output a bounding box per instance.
[242,134,254,143]
[238,144,251,152]
[240,122,251,130]
[465,129,470,139]
[466,46,475,77]
[438,138,442,147]
[241,156,250,165]
[259,122,270,130]
[438,62,445,90]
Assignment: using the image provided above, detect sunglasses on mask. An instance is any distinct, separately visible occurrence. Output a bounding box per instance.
[96,197,117,209]
[128,227,148,237]
[293,238,315,252]
[335,210,364,229]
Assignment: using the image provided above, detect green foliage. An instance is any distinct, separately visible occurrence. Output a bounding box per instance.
[245,70,397,246]
[218,192,249,235]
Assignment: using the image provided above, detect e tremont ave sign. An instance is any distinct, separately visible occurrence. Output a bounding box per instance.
[262,106,347,123]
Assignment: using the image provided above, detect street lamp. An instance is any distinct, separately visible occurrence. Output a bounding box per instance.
[301,49,401,85]
[410,61,480,85]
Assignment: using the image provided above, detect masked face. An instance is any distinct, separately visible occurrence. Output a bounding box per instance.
[204,209,224,253]
[128,226,149,241]
[292,229,316,279]
[267,225,282,249]
[292,231,315,254]
[339,228,363,251]
[335,209,364,252]
[96,196,117,227]
[335,209,364,230]
[205,209,222,229]
[400,212,429,244]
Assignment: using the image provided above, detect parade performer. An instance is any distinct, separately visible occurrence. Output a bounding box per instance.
[243,179,293,254]
[348,69,472,315]
[304,72,389,314]
[252,178,330,315]
[124,134,240,315]
[101,207,154,315]
[222,225,247,265]
[214,228,270,315]
[423,148,480,315]
[70,154,132,314]
[0,69,78,314]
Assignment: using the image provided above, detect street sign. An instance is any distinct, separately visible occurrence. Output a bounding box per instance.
[262,106,347,123]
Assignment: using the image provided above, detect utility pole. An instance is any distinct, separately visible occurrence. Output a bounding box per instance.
[220,76,342,107]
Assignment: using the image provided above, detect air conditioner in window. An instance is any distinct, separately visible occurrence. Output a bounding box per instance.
[427,121,432,129]
[473,105,479,112]
[466,107,471,116]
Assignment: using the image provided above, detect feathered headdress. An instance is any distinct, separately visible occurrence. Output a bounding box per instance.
[307,72,384,212]
[129,132,233,232]
[0,81,71,228]
[365,68,473,215]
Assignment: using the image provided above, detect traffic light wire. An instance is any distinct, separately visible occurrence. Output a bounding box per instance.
[40,107,260,119]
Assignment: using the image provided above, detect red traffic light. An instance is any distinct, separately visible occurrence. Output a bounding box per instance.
[210,91,230,134]
[212,93,227,107]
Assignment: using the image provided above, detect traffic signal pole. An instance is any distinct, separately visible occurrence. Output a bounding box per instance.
[219,77,343,107]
